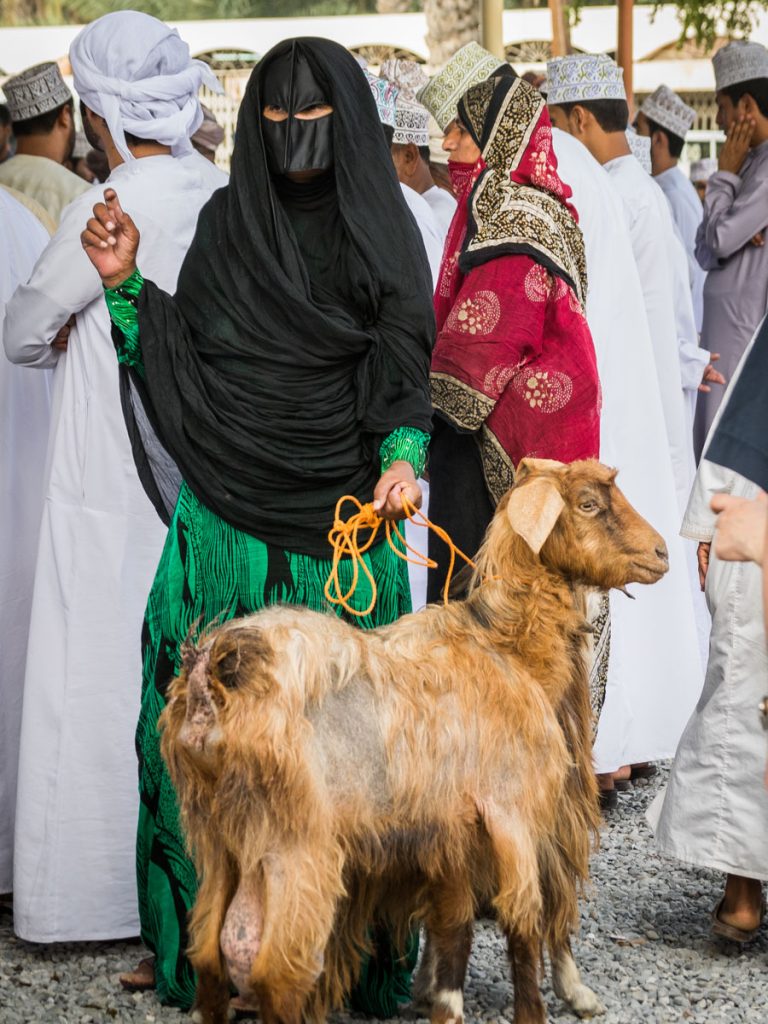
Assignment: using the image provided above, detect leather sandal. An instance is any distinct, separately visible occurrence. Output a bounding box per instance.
[711,897,765,943]
[629,763,658,782]
[119,956,156,992]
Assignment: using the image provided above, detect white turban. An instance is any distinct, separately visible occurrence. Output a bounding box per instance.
[70,11,220,164]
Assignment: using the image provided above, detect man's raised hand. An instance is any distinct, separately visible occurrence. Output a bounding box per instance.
[81,189,140,289]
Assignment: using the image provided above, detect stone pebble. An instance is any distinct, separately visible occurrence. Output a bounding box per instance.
[1,767,765,1023]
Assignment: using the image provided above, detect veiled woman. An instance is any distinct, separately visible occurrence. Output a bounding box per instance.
[81,38,434,1014]
[427,74,600,599]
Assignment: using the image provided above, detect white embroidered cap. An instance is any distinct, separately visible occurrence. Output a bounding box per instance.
[379,59,429,103]
[417,41,505,131]
[546,54,626,106]
[689,157,717,182]
[393,98,430,147]
[714,40,768,91]
[640,85,695,139]
[3,61,72,123]
[626,126,651,174]
[364,69,398,128]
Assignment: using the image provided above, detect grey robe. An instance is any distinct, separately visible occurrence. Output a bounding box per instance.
[694,139,768,458]
[648,323,768,879]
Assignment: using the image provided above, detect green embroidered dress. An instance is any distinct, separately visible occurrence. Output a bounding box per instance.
[106,273,428,1012]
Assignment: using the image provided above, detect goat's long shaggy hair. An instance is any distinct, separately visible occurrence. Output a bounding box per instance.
[160,460,668,1024]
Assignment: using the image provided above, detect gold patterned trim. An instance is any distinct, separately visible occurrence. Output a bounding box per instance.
[484,77,542,173]
[430,372,495,432]
[480,424,516,504]
[466,176,587,306]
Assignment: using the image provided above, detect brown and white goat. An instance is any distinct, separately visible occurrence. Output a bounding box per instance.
[160,459,669,1024]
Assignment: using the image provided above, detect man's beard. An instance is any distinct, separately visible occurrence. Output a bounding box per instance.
[81,106,104,152]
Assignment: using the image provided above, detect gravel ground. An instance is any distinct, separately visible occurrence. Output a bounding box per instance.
[1,767,766,1024]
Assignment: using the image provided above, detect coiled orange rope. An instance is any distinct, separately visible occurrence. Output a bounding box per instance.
[323,494,478,617]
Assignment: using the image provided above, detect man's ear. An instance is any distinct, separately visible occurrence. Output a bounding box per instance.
[58,103,73,128]
[506,477,566,555]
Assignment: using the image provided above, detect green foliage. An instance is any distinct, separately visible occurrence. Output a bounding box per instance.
[562,1,768,47]
[652,1,767,49]
[0,0,378,26]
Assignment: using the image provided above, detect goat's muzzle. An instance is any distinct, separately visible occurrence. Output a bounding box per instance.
[627,539,669,585]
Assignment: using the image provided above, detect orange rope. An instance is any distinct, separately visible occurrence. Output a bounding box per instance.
[323,494,479,617]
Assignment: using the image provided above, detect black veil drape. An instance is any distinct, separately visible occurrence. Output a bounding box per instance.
[120,37,435,557]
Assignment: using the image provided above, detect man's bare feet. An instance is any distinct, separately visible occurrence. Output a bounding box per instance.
[712,875,764,941]
[119,956,156,992]
[720,875,764,930]
[596,772,617,811]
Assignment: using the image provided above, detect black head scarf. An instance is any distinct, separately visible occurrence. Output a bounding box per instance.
[124,37,435,557]
[706,315,768,490]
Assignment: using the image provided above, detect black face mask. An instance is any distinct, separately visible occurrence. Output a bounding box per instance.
[261,45,333,175]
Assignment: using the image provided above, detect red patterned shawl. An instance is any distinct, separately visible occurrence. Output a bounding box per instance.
[431,75,600,501]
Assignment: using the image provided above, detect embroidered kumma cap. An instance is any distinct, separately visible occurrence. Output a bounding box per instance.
[714,40,768,91]
[364,69,398,128]
[379,58,429,103]
[3,61,72,123]
[690,157,717,182]
[640,85,695,139]
[417,41,505,131]
[546,54,626,105]
[626,126,651,174]
[393,98,430,147]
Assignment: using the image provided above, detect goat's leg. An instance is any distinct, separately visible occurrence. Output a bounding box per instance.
[550,939,605,1019]
[190,970,232,1024]
[421,875,474,1024]
[506,931,546,1024]
[427,919,473,1024]
[189,852,238,1024]
[258,985,306,1024]
[412,929,437,1013]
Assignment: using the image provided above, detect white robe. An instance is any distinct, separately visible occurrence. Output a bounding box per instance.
[655,165,707,333]
[3,153,227,941]
[604,154,696,515]
[422,183,456,239]
[0,191,51,894]
[400,181,443,286]
[648,322,768,877]
[552,131,703,772]
[669,224,709,432]
[401,184,445,608]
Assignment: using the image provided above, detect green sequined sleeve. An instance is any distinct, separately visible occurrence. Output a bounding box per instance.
[104,268,145,378]
[379,426,430,478]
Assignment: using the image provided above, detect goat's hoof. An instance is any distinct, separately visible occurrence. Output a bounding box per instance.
[568,984,606,1018]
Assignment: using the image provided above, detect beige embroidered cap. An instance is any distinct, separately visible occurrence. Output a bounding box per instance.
[3,61,72,123]
[640,85,695,139]
[417,42,505,131]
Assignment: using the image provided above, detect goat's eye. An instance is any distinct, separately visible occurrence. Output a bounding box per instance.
[579,500,599,514]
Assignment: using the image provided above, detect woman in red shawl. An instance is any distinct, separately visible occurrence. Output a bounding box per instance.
[427,74,600,598]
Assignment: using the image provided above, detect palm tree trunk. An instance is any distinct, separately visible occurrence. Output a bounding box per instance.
[549,0,571,57]
[423,0,481,69]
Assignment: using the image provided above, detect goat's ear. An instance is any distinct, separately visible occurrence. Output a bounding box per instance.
[506,477,565,554]
[516,457,566,481]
